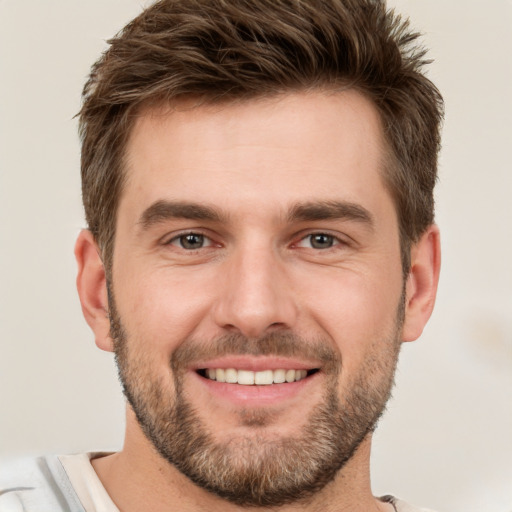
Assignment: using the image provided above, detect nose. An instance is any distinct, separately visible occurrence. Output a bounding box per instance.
[212,244,298,339]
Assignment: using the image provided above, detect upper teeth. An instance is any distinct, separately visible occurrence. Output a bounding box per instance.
[205,368,308,385]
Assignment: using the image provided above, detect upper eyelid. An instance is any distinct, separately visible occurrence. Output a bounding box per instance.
[166,232,217,251]
[293,230,352,245]
[159,228,353,247]
[161,228,213,244]
[295,233,344,248]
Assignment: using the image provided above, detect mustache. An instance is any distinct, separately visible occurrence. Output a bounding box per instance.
[170,332,339,372]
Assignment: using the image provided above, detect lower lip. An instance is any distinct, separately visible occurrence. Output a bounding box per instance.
[193,371,319,407]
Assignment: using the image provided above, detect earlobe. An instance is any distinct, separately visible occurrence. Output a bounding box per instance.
[401,225,441,342]
[75,229,114,352]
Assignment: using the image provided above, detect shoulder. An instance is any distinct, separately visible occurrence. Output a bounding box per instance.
[0,455,85,512]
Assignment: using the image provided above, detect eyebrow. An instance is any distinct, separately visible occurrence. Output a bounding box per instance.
[138,200,225,230]
[138,199,374,231]
[287,200,374,229]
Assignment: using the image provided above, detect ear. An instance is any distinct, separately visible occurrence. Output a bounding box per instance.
[75,229,114,352]
[401,225,441,342]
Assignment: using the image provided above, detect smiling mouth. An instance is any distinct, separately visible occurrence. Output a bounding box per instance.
[197,368,320,385]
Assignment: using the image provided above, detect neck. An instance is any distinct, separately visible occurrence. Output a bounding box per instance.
[91,407,392,512]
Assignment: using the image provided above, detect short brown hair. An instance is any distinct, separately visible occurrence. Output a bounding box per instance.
[79,0,443,274]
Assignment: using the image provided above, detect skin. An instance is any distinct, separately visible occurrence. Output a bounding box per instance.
[75,90,441,512]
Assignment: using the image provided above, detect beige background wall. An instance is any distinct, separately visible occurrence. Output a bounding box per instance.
[0,1,511,511]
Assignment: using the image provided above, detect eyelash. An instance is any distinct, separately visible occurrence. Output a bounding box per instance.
[295,232,346,250]
[165,231,348,252]
[166,231,215,250]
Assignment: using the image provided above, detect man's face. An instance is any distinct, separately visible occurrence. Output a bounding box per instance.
[109,91,405,506]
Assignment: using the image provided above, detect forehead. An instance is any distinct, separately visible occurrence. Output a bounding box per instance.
[121,90,392,222]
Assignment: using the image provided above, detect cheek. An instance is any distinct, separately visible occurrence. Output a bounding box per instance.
[299,267,403,366]
[113,268,217,353]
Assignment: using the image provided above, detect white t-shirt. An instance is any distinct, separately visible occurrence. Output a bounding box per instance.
[0,453,117,512]
[0,453,436,512]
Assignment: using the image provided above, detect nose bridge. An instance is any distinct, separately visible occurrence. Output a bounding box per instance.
[213,237,297,338]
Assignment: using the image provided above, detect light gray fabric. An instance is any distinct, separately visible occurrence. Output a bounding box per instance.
[0,456,85,512]
[394,498,438,512]
[381,494,438,512]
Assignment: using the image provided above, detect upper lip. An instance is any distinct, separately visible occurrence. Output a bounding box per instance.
[191,356,322,372]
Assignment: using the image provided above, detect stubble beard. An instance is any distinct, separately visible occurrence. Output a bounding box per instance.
[109,293,404,508]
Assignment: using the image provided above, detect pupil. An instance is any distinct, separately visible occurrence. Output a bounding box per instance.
[311,234,333,249]
[181,234,203,249]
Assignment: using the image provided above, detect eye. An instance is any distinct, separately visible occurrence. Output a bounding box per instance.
[169,233,212,250]
[297,233,339,250]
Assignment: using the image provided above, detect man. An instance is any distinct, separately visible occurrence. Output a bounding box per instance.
[0,0,443,510]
